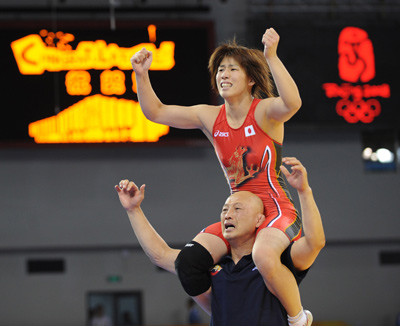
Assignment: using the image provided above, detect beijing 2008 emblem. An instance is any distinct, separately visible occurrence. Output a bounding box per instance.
[322,26,391,124]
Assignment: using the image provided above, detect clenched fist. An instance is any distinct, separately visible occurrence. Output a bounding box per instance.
[130,47,153,74]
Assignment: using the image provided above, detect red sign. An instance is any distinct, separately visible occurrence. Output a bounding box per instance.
[322,27,391,123]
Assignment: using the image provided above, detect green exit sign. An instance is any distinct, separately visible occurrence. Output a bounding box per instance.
[106,275,122,283]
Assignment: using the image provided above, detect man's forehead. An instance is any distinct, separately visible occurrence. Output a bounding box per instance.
[225,191,253,204]
[223,191,263,213]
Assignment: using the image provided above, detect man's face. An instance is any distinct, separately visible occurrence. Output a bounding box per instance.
[220,191,264,242]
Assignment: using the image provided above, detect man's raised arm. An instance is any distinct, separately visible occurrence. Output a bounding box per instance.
[115,180,179,273]
[115,179,212,314]
[280,157,326,271]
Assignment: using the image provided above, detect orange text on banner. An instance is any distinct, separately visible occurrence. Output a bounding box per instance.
[28,95,170,143]
[11,34,175,75]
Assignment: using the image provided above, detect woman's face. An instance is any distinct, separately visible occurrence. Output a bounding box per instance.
[216,56,253,100]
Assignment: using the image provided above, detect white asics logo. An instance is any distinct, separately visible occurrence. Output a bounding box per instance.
[245,125,256,137]
[214,130,229,137]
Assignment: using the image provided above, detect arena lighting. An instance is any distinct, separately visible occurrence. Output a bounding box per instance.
[362,147,373,160]
[376,148,394,163]
[362,147,394,164]
[361,129,396,172]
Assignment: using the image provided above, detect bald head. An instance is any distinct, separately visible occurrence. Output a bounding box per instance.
[227,191,264,215]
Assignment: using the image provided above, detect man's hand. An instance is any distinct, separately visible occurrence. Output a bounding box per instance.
[130,47,153,74]
[280,157,310,193]
[285,157,325,271]
[262,28,280,59]
[115,180,146,212]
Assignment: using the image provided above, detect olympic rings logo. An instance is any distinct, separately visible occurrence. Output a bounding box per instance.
[335,99,381,124]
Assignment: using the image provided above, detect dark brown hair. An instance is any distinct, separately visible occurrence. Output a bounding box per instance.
[208,39,275,99]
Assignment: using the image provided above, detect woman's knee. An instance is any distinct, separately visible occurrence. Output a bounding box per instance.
[252,244,281,277]
[193,232,229,264]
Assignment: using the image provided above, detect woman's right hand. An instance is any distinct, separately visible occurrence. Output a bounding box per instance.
[130,47,153,74]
